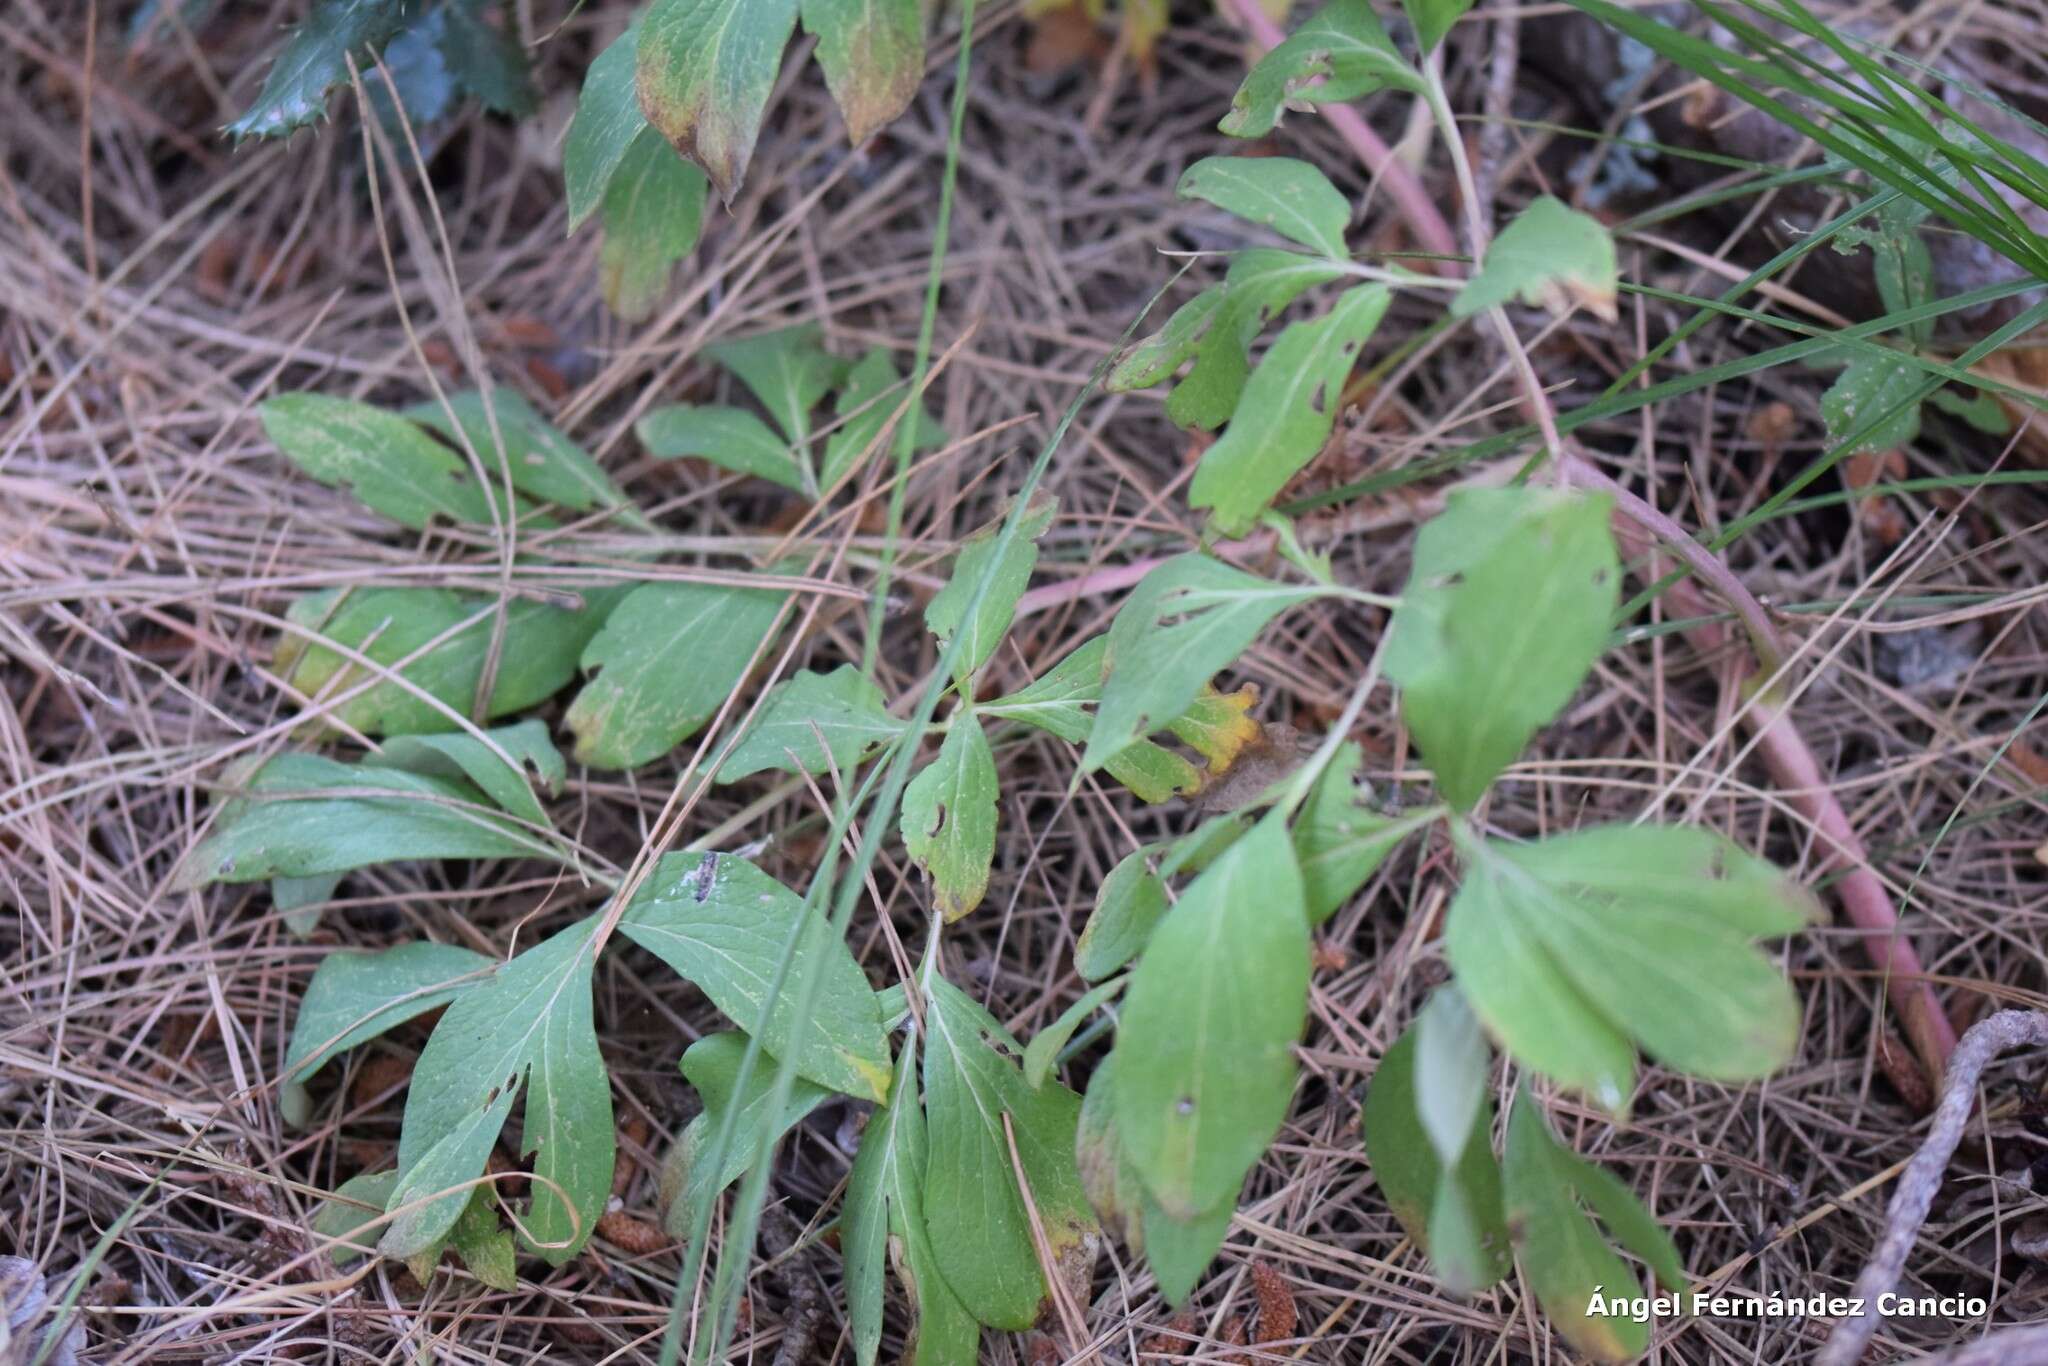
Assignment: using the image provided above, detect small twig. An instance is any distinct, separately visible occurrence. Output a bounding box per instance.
[1818,1010,2048,1366]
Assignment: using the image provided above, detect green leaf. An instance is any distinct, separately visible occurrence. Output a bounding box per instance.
[1496,825,1819,939]
[900,717,999,922]
[278,584,612,737]
[406,388,631,516]
[1106,285,1225,393]
[565,19,649,231]
[924,495,1056,686]
[921,973,1097,1331]
[801,0,923,146]
[367,8,456,130]
[1074,845,1169,982]
[1177,156,1351,259]
[1083,555,1321,779]
[1453,196,1619,322]
[1821,351,1923,454]
[261,394,514,529]
[313,1169,401,1266]
[1361,1022,1510,1296]
[1074,1052,1145,1247]
[274,871,343,940]
[1113,816,1307,1219]
[1383,487,1618,811]
[981,638,1205,804]
[1291,741,1425,923]
[1404,0,1475,54]
[1929,385,2011,434]
[637,0,800,202]
[716,665,907,782]
[1168,250,1347,431]
[1413,987,1488,1167]
[228,0,419,140]
[437,0,534,117]
[619,852,892,1101]
[1220,0,1422,140]
[1023,976,1126,1088]
[661,1032,833,1240]
[1141,1194,1235,1307]
[565,580,787,770]
[282,940,493,1123]
[387,918,612,1265]
[705,324,846,444]
[637,403,808,492]
[365,718,564,826]
[443,1188,518,1290]
[600,129,710,322]
[820,347,945,491]
[179,753,545,890]
[1190,284,1389,537]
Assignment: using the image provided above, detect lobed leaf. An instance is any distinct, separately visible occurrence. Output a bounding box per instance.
[715,665,907,782]
[1106,285,1225,393]
[981,637,1206,804]
[1221,0,1423,140]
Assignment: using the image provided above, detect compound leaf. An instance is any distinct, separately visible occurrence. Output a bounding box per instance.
[1178,156,1351,259]
[901,716,999,921]
[717,665,906,782]
[638,0,801,201]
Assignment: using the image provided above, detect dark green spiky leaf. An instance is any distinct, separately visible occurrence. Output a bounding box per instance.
[901,716,999,921]
[802,0,923,146]
[637,0,801,201]
[1106,285,1225,393]
[705,323,846,443]
[1190,284,1389,536]
[1383,487,1618,810]
[619,852,892,1100]
[1291,741,1427,923]
[1168,250,1348,431]
[1023,976,1126,1089]
[660,1032,833,1240]
[228,0,419,140]
[820,347,945,491]
[261,393,515,529]
[924,495,1056,685]
[1404,0,1475,54]
[406,388,631,516]
[437,0,534,117]
[565,18,649,231]
[1822,351,1923,454]
[366,718,563,826]
[600,129,709,322]
[1452,196,1619,322]
[1075,844,1169,982]
[386,918,612,1265]
[367,8,456,130]
[637,403,808,491]
[1220,0,1422,140]
[1177,156,1351,259]
[1083,555,1322,778]
[981,638,1205,804]
[921,973,1097,1331]
[1114,816,1307,1218]
[566,579,786,770]
[717,665,907,782]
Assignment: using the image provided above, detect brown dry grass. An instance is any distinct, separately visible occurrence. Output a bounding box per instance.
[4,1,2047,1362]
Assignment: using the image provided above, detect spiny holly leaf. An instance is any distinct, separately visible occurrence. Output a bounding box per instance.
[900,714,999,921]
[920,972,1097,1331]
[1114,816,1308,1219]
[386,917,612,1265]
[705,324,848,444]
[1022,976,1126,1089]
[637,403,808,492]
[716,665,907,782]
[619,851,892,1101]
[1107,285,1225,393]
[1221,0,1422,140]
[924,495,1057,686]
[1404,0,1476,55]
[1083,555,1322,778]
[599,130,709,322]
[1383,487,1617,811]
[1168,250,1347,431]
[178,753,549,891]
[802,0,924,146]
[228,0,420,140]
[1291,741,1430,923]
[365,717,563,826]
[1190,283,1389,536]
[1178,156,1351,259]
[638,0,800,202]
[660,1032,833,1241]
[406,388,631,517]
[981,637,1205,804]
[261,394,515,529]
[565,579,786,770]
[367,7,457,129]
[1453,196,1619,323]
[565,18,650,231]
[1821,351,1923,455]
[820,347,945,491]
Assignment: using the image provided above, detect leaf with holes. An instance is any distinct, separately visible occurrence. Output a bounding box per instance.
[638,0,800,201]
[1178,156,1352,259]
[1168,250,1348,431]
[1453,196,1619,323]
[1221,0,1422,139]
[716,665,907,783]
[406,389,631,517]
[365,717,563,826]
[660,1031,834,1241]
[637,403,808,492]
[925,495,1056,686]
[900,714,999,921]
[802,0,924,147]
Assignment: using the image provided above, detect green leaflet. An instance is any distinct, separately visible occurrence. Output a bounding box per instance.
[618,852,892,1101]
[1220,0,1422,140]
[1361,1018,1509,1297]
[637,0,801,202]
[408,388,632,516]
[600,129,710,322]
[228,0,421,140]
[564,19,647,231]
[845,1042,979,1366]
[1082,555,1322,779]
[387,918,612,1266]
[365,717,564,826]
[900,715,999,922]
[565,579,787,770]
[1822,350,1923,454]
[717,665,907,782]
[920,973,1096,1331]
[1167,250,1348,431]
[1404,0,1476,55]
[1496,825,1818,938]
[1074,844,1170,982]
[637,403,808,492]
[1022,976,1126,1089]
[1177,156,1352,260]
[273,871,343,939]
[261,393,516,529]
[1190,283,1390,537]
[1113,816,1308,1219]
[924,495,1056,686]
[981,637,1205,804]
[660,1032,833,1241]
[178,752,548,890]
[1453,195,1619,323]
[802,0,924,146]
[820,347,945,491]
[1383,486,1618,811]
[1291,741,1429,923]
[705,324,848,445]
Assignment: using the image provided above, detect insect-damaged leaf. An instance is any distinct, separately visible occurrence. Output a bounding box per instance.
[619,851,892,1101]
[1383,487,1617,811]
[1190,284,1389,537]
[1178,156,1352,260]
[1454,195,1619,323]
[637,0,800,202]
[802,0,924,147]
[598,130,709,322]
[1168,250,1348,431]
[924,495,1056,686]
[660,1032,833,1241]
[366,717,564,827]
[901,715,999,922]
[385,917,612,1265]
[566,579,786,770]
[1114,816,1308,1219]
[1221,0,1423,140]
[920,972,1097,1331]
[716,665,907,782]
